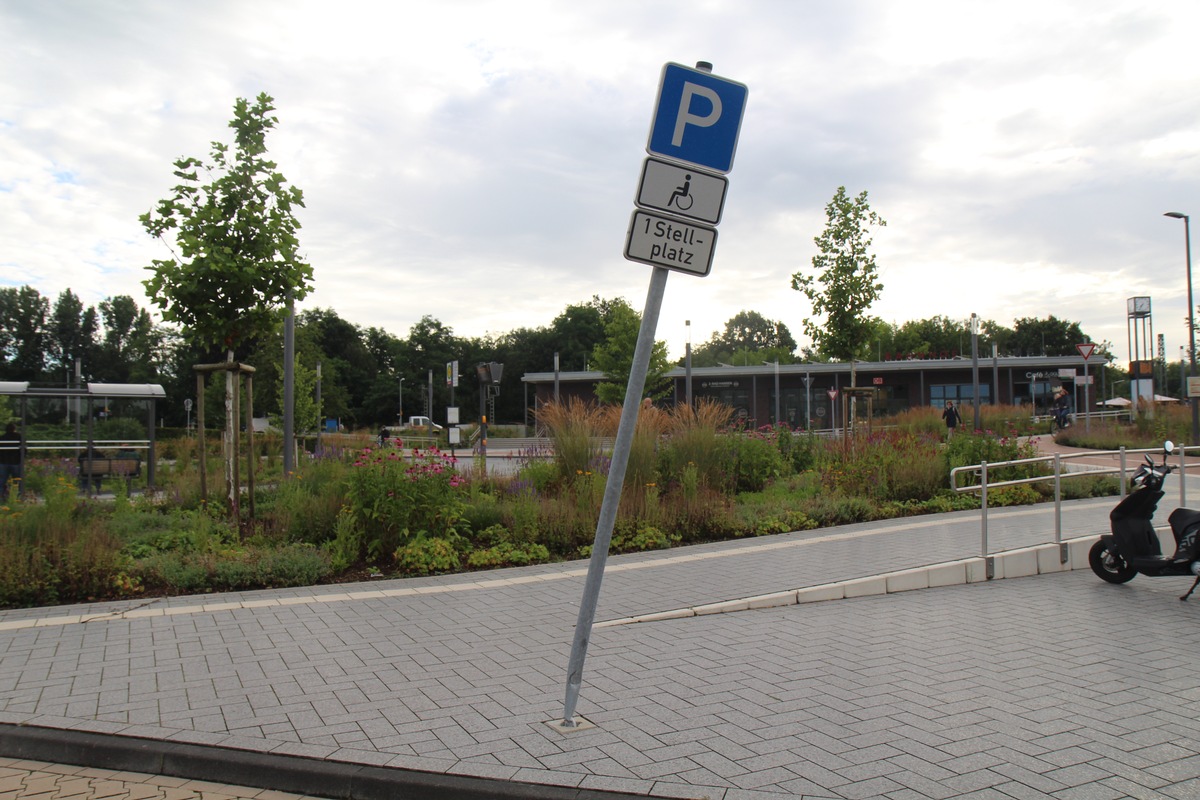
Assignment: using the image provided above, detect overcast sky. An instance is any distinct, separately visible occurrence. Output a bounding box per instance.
[3,1,1197,368]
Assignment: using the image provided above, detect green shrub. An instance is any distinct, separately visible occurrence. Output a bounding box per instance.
[725,434,784,492]
[504,490,540,543]
[944,429,1042,485]
[1060,475,1121,499]
[256,457,346,545]
[537,399,603,480]
[326,507,361,572]
[466,541,551,569]
[801,494,878,526]
[0,477,136,607]
[661,399,735,491]
[395,535,462,575]
[135,543,332,594]
[611,521,678,553]
[516,459,558,494]
[989,484,1042,507]
[774,428,819,473]
[461,493,505,534]
[258,544,332,587]
[343,445,465,565]
[882,492,978,516]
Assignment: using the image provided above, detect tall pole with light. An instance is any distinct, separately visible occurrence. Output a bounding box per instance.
[315,361,322,454]
[1165,211,1197,446]
[684,320,693,407]
[970,313,981,431]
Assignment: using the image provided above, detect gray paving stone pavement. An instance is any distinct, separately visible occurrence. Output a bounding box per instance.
[3,491,1200,799]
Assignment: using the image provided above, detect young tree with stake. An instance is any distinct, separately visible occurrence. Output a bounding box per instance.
[791,186,887,385]
[141,93,312,511]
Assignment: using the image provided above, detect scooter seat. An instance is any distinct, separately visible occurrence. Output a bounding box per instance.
[1168,507,1200,534]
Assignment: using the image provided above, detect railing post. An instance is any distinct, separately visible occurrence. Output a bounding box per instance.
[1119,446,1126,499]
[1181,444,1188,509]
[1053,453,1062,542]
[980,460,990,575]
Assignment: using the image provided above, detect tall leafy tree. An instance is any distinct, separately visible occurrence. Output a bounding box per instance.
[141,93,312,351]
[889,315,972,358]
[94,295,162,382]
[0,286,49,380]
[1009,316,1087,357]
[141,93,312,510]
[791,186,887,379]
[549,300,610,371]
[398,315,469,424]
[719,310,797,353]
[690,310,797,367]
[46,289,99,381]
[590,298,670,404]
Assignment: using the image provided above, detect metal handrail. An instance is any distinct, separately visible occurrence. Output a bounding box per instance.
[20,439,151,452]
[948,443,1194,564]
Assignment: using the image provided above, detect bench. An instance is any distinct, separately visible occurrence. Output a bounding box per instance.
[78,457,141,492]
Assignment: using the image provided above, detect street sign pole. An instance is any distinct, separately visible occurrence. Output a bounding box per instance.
[561,266,669,728]
[559,59,746,731]
[1077,342,1095,433]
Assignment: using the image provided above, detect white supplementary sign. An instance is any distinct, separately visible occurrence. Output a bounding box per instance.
[1188,377,1200,399]
[624,210,717,277]
[635,157,727,225]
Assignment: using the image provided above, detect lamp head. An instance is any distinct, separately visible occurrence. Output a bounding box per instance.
[1165,211,1188,220]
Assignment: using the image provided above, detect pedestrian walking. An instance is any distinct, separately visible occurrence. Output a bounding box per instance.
[941,400,962,440]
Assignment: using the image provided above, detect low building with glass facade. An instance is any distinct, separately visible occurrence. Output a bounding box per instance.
[522,354,1100,430]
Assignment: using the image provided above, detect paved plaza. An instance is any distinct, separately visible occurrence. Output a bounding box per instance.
[2,489,1200,799]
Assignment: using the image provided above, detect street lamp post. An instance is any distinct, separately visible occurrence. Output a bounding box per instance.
[398,376,404,427]
[1165,212,1197,446]
[685,320,692,408]
[315,361,322,454]
[970,313,981,431]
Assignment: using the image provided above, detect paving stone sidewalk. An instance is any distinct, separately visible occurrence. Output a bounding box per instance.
[0,756,334,800]
[3,496,1200,799]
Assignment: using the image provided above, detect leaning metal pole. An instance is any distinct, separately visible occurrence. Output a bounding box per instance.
[561,266,670,727]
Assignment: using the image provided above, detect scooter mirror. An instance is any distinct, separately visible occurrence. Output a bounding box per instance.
[1165,440,1176,454]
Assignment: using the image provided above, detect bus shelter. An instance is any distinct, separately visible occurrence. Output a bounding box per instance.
[0,381,165,491]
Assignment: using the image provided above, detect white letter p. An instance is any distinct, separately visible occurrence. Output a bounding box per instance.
[672,82,722,147]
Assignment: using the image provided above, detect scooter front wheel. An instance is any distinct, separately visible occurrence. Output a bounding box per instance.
[1089,540,1137,584]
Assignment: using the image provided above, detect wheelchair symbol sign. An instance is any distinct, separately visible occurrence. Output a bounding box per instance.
[635,158,727,225]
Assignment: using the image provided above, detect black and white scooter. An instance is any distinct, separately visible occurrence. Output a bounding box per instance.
[1089,441,1200,600]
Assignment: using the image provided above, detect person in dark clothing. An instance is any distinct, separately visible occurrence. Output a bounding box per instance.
[0,422,21,496]
[1052,388,1071,431]
[941,401,963,440]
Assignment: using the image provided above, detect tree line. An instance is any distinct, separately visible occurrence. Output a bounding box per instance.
[0,286,673,429]
[0,281,1107,429]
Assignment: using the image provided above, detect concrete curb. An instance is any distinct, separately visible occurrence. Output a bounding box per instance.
[593,536,1097,628]
[0,724,659,800]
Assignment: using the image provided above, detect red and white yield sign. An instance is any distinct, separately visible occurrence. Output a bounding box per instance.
[1076,342,1096,360]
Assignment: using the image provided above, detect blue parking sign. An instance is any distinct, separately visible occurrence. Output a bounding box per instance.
[647,63,748,174]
